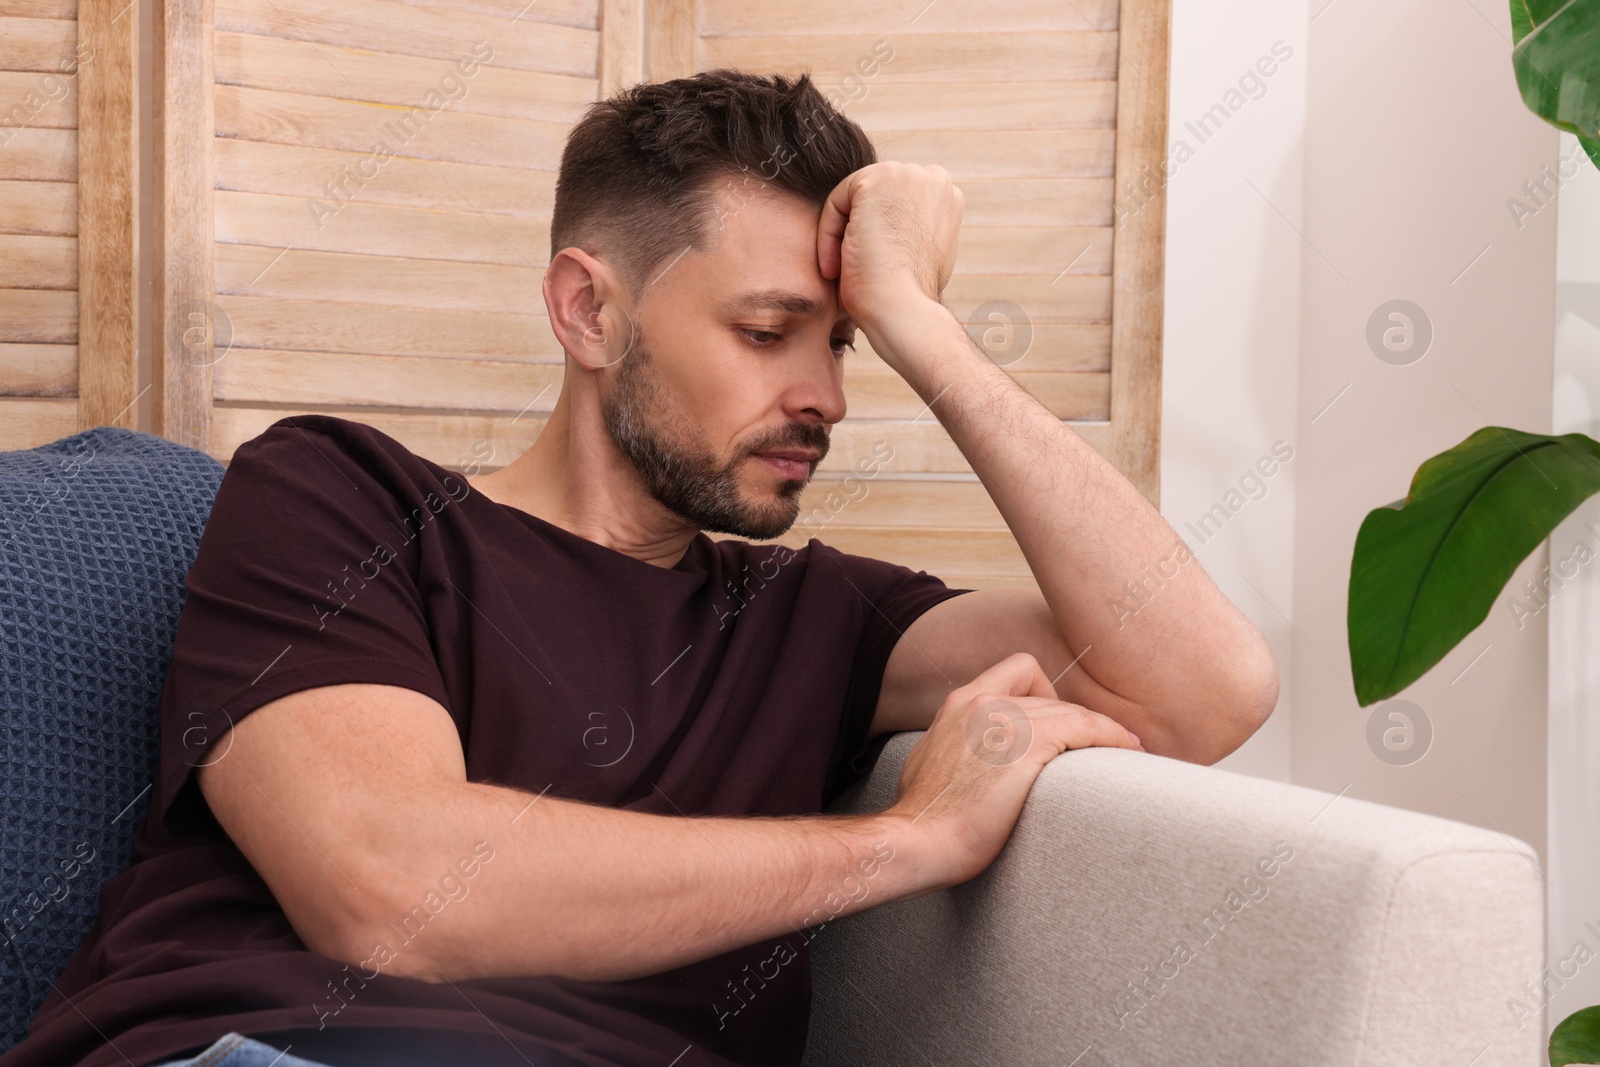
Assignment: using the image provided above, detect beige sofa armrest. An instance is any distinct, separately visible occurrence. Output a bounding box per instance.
[805,732,1545,1067]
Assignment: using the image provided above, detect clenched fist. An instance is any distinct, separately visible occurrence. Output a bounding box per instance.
[816,161,964,337]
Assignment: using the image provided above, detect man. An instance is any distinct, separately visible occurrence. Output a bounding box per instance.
[2,70,1275,1067]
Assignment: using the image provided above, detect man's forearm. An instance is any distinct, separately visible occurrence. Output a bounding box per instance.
[862,295,1278,754]
[349,779,921,985]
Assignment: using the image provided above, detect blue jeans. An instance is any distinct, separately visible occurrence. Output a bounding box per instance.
[148,1031,341,1067]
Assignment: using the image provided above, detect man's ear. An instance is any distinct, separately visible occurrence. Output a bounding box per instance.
[543,248,636,371]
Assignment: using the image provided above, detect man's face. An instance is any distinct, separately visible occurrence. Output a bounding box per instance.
[598,184,855,541]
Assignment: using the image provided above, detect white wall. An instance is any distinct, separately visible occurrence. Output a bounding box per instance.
[1547,129,1600,1031]
[1290,0,1555,874]
[1160,1,1307,783]
[1165,0,1562,1033]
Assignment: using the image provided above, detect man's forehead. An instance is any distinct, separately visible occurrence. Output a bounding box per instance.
[701,184,822,264]
[672,187,855,328]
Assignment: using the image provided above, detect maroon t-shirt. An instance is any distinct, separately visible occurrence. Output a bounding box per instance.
[0,415,972,1067]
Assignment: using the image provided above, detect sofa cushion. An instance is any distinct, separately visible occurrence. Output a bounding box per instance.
[0,427,223,1052]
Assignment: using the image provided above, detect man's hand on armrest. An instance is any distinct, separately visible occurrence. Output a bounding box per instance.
[196,655,1140,985]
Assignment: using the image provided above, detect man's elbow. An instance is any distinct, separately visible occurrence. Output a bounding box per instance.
[1211,647,1280,763]
[1171,645,1279,766]
[1237,658,1280,734]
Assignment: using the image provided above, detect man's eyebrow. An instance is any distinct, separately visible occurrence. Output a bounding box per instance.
[719,288,845,323]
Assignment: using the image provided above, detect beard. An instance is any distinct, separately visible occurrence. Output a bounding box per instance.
[598,324,829,541]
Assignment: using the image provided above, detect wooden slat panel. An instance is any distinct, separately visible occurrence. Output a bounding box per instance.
[849,325,1110,374]
[209,404,544,465]
[829,420,966,474]
[1015,370,1112,421]
[842,364,939,419]
[207,405,1123,476]
[702,33,1119,83]
[77,0,139,431]
[216,187,1100,281]
[848,365,1111,421]
[698,0,1117,35]
[871,129,1115,179]
[206,404,1126,476]
[0,396,75,449]
[0,288,75,342]
[216,241,1113,326]
[1107,0,1169,507]
[0,16,73,72]
[178,0,1167,529]
[842,81,1117,132]
[941,275,1111,323]
[646,0,695,81]
[215,245,541,311]
[959,178,1113,228]
[214,32,597,124]
[896,323,1107,374]
[387,0,598,28]
[0,233,75,288]
[208,346,1109,422]
[215,0,599,78]
[0,1,76,15]
[0,342,75,395]
[958,226,1112,277]
[215,294,559,360]
[213,348,558,410]
[0,179,76,234]
[215,189,549,266]
[599,0,643,99]
[214,138,557,217]
[781,476,1004,529]
[214,84,569,169]
[154,0,217,449]
[0,70,76,128]
[0,128,75,181]
[214,253,1105,322]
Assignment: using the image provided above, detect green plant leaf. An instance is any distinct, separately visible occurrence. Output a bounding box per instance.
[1551,1005,1600,1066]
[1510,0,1600,169]
[1580,131,1600,171]
[1509,0,1536,45]
[1348,427,1600,706]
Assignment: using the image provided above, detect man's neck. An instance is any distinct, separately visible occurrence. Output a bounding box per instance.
[464,408,700,570]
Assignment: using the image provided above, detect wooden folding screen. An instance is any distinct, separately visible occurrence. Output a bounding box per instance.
[0,0,139,449]
[153,0,1169,590]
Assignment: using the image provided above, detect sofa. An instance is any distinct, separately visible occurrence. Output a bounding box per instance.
[804,733,1546,1065]
[0,427,1547,1065]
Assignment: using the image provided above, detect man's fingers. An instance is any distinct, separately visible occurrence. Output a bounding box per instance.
[816,172,857,280]
[960,650,1061,703]
[1031,704,1143,754]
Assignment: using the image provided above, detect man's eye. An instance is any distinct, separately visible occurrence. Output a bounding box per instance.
[740,329,854,355]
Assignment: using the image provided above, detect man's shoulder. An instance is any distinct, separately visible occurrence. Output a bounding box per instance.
[227,415,446,493]
[235,414,411,468]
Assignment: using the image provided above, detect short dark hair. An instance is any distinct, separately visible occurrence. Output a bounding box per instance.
[550,68,877,302]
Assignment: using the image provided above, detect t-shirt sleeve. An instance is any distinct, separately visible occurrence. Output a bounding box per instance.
[820,543,976,808]
[153,418,453,838]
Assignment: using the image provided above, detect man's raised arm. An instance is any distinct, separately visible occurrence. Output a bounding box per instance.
[819,162,1279,763]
